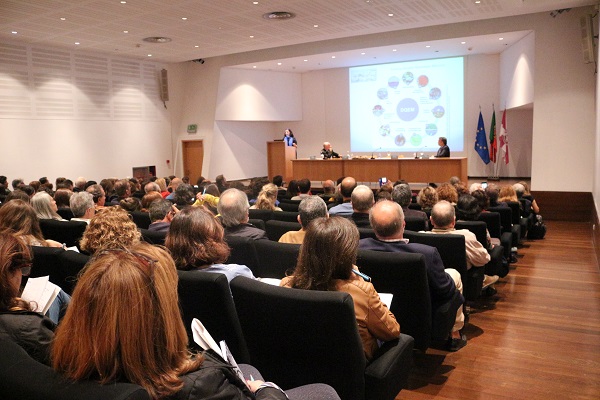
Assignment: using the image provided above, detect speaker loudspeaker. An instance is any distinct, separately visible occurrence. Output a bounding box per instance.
[580,14,596,64]
[160,69,169,101]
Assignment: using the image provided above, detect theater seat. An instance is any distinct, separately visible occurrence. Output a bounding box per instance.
[0,338,149,400]
[39,219,87,248]
[230,277,414,400]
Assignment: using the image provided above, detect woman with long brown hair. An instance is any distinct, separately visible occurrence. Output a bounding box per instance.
[52,242,338,399]
[165,207,255,282]
[0,232,55,364]
[0,199,62,248]
[280,217,400,360]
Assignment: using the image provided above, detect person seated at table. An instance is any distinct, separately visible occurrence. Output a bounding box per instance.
[435,137,450,157]
[281,217,400,360]
[320,142,340,159]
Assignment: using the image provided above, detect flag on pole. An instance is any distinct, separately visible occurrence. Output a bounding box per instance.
[499,109,509,164]
[474,111,490,164]
[489,110,497,163]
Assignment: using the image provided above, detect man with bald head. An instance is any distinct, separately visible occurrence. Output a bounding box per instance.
[350,185,374,228]
[359,200,467,351]
[329,177,357,216]
[165,177,183,200]
[320,142,339,159]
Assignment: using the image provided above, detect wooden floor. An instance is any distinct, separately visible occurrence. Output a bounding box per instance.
[397,221,600,399]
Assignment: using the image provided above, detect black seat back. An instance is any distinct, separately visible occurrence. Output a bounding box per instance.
[271,211,300,222]
[224,235,259,270]
[265,220,301,241]
[139,228,166,245]
[248,209,273,222]
[253,240,300,278]
[129,211,151,229]
[39,219,87,248]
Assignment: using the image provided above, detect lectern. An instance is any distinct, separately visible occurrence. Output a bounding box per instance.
[267,141,296,183]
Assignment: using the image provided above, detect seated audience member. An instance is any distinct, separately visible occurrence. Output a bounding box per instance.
[29,180,41,192]
[250,183,282,211]
[181,175,190,184]
[193,184,221,211]
[513,183,532,217]
[119,197,142,212]
[165,177,183,200]
[144,181,161,194]
[148,199,176,234]
[498,185,518,204]
[172,184,196,208]
[216,174,229,194]
[73,177,86,192]
[155,177,169,198]
[141,191,163,212]
[79,207,141,255]
[20,184,36,198]
[485,183,505,207]
[272,175,287,197]
[52,242,331,400]
[329,177,357,216]
[69,192,95,224]
[425,201,498,288]
[85,184,106,210]
[392,183,429,229]
[279,196,328,244]
[285,179,299,199]
[11,178,24,191]
[350,185,374,228]
[109,179,132,205]
[417,186,439,214]
[165,207,255,282]
[469,182,483,194]
[0,232,55,364]
[453,182,469,197]
[435,137,450,157]
[319,179,336,202]
[437,182,459,205]
[84,180,97,190]
[218,188,268,241]
[471,189,490,213]
[0,200,61,247]
[358,200,466,351]
[0,175,9,196]
[281,217,400,360]
[518,181,540,214]
[99,178,115,203]
[4,189,31,204]
[53,189,73,210]
[31,191,64,221]
[248,177,270,204]
[291,179,311,201]
[129,178,144,199]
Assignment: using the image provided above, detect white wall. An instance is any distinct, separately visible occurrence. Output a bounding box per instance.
[501,32,535,109]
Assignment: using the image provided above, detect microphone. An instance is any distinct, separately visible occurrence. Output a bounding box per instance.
[371,147,381,160]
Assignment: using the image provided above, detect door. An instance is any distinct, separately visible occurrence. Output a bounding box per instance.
[182,140,204,185]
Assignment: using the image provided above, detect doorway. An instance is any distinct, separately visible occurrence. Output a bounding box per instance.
[182,140,204,185]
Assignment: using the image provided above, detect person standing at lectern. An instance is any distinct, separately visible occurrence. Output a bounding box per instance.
[283,128,297,147]
[435,137,450,157]
[320,142,340,159]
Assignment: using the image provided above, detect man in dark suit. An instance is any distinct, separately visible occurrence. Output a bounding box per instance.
[435,137,450,157]
[358,200,466,351]
[320,142,340,159]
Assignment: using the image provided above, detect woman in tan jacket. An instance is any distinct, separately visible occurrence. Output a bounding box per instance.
[280,216,400,360]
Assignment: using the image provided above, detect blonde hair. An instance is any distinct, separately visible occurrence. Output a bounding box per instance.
[52,243,202,398]
[253,183,278,210]
[80,207,141,254]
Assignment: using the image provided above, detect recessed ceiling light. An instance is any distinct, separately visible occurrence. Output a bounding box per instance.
[277,62,282,65]
[60,17,66,21]
[147,54,152,57]
[143,37,172,43]
[303,59,308,62]
[392,49,397,52]
[388,13,394,17]
[263,11,295,20]
[249,35,254,38]
[75,42,80,45]
[313,24,319,28]
[331,56,336,59]
[253,65,257,68]
[11,31,17,34]
[120,1,127,4]
[194,45,199,48]
[426,45,431,48]
[123,30,129,33]
[499,37,504,40]
[461,41,466,44]
[361,52,365,55]
[475,1,481,4]
[253,1,259,4]
[181,17,187,21]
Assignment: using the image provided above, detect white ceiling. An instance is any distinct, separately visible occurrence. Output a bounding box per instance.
[1,0,595,70]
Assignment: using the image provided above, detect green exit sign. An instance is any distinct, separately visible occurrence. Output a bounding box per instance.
[187,124,197,134]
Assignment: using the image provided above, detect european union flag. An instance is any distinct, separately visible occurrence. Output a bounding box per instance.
[474,111,490,164]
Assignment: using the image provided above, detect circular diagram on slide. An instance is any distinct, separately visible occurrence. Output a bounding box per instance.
[432,105,445,118]
[429,87,441,100]
[388,76,399,89]
[373,105,384,116]
[418,75,429,88]
[396,98,419,121]
[379,124,390,136]
[425,123,438,136]
[410,133,423,146]
[377,88,388,100]
[394,134,406,146]
[402,72,414,85]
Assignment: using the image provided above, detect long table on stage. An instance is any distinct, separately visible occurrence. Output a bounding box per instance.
[291,157,467,183]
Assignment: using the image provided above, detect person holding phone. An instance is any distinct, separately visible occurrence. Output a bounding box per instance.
[283,129,297,147]
[280,217,400,360]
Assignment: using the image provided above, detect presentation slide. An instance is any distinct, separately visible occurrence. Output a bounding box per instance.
[349,57,464,154]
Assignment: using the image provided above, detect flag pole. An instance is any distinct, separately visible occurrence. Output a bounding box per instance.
[488,104,500,181]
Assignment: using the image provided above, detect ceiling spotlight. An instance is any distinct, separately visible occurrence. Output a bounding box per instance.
[181,17,187,21]
[499,37,504,40]
[253,65,257,68]
[253,1,259,4]
[426,45,431,48]
[75,42,80,45]
[313,24,319,28]
[331,56,336,59]
[121,1,127,4]
[361,52,365,55]
[303,59,308,62]
[388,13,394,17]
[277,62,282,65]
[392,49,397,52]
[461,41,466,44]
[123,30,129,33]
[249,35,254,38]
[11,31,17,34]
[147,54,152,57]
[60,17,66,21]
[143,37,172,43]
[263,11,295,20]
[194,45,199,48]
